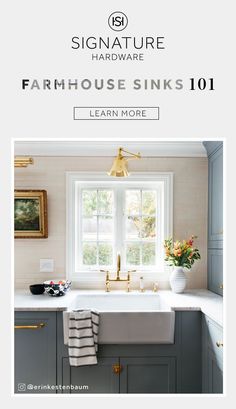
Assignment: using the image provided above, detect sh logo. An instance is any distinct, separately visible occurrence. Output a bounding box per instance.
[108,12,128,31]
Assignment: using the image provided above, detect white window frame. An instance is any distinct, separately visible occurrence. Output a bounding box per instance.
[66,172,173,286]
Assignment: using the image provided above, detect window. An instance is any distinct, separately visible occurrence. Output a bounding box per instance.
[67,173,173,283]
[81,189,114,268]
[124,189,158,268]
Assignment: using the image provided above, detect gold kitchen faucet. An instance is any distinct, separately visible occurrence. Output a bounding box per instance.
[100,254,135,292]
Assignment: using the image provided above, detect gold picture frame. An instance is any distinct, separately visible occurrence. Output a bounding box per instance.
[14,190,48,238]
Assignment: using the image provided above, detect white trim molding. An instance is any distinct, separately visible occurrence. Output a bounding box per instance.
[15,141,207,158]
[66,172,173,287]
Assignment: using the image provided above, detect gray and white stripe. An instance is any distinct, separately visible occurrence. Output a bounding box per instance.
[68,310,99,366]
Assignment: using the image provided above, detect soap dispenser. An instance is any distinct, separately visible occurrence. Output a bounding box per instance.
[139,276,145,292]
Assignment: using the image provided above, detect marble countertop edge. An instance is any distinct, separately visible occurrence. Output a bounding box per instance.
[14,289,223,326]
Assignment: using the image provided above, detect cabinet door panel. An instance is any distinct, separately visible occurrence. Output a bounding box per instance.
[14,312,57,394]
[61,357,119,393]
[208,147,223,244]
[208,349,223,393]
[120,357,176,393]
[206,318,223,369]
[208,249,223,295]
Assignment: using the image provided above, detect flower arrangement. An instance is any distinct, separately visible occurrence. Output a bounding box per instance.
[164,235,201,269]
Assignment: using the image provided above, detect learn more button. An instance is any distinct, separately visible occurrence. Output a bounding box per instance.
[73,107,160,120]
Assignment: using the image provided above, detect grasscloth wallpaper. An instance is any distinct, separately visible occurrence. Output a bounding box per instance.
[14,156,208,290]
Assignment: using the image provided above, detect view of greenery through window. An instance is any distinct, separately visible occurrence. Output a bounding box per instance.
[82,189,114,266]
[81,188,157,268]
[125,190,156,266]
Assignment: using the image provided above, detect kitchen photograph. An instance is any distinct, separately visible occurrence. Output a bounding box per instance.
[14,139,224,395]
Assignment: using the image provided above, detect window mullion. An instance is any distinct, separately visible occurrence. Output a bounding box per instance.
[77,185,82,271]
[140,189,143,267]
[96,189,99,267]
[116,186,124,269]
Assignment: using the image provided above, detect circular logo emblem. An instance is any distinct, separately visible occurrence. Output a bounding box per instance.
[108,11,128,32]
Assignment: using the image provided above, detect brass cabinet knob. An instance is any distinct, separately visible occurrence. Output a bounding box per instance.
[112,364,123,374]
[216,341,223,348]
[219,284,223,290]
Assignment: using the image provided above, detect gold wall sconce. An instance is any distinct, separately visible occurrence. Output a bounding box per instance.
[108,147,141,177]
[14,157,33,168]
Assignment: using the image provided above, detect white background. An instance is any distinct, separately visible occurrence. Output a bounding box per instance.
[1,0,235,407]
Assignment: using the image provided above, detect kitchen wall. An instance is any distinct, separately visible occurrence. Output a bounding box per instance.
[14,156,208,290]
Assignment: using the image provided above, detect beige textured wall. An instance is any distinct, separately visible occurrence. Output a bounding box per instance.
[14,156,208,290]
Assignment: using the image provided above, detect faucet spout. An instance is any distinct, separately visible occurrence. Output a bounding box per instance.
[117,253,121,280]
[102,253,135,291]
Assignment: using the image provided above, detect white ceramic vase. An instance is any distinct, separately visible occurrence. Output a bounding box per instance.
[169,266,187,293]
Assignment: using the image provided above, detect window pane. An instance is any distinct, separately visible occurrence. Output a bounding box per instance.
[126,216,141,239]
[142,217,156,239]
[142,190,156,215]
[143,243,156,265]
[126,190,141,215]
[126,243,141,265]
[82,243,97,265]
[98,243,113,265]
[98,190,113,215]
[82,216,97,240]
[82,190,97,216]
[98,216,113,240]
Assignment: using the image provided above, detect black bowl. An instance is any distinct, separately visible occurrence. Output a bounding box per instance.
[29,284,45,295]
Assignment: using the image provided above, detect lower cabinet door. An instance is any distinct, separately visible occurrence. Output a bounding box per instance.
[61,357,119,393]
[14,312,57,394]
[208,349,223,393]
[208,249,223,296]
[120,357,176,393]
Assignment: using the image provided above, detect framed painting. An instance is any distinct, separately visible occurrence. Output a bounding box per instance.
[14,190,48,238]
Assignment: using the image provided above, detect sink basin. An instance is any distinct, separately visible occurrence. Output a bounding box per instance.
[69,293,175,344]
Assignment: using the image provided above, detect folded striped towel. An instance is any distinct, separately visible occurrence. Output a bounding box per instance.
[67,310,99,367]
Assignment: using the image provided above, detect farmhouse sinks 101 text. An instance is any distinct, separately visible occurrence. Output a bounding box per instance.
[68,292,175,344]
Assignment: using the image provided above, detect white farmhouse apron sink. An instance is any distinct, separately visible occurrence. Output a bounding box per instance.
[69,293,175,344]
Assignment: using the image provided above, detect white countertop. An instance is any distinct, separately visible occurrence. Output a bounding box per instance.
[14,288,223,326]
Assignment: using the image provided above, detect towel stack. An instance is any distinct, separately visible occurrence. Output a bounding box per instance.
[67,310,99,367]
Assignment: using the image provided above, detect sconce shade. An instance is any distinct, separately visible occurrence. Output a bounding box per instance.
[108,147,141,177]
[108,156,129,177]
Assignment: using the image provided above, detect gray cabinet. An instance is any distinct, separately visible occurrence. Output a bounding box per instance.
[208,146,223,246]
[120,357,176,393]
[202,315,223,393]
[208,249,223,296]
[207,349,223,393]
[15,310,214,394]
[61,356,176,394]
[14,311,57,394]
[57,311,201,394]
[61,357,119,393]
[203,141,223,295]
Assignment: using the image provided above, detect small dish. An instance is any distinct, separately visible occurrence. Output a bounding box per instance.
[44,280,71,296]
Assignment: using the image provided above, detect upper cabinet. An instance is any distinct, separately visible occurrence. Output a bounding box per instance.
[208,146,223,246]
[203,142,223,296]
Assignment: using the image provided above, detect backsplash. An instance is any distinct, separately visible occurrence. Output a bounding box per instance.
[14,156,208,289]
